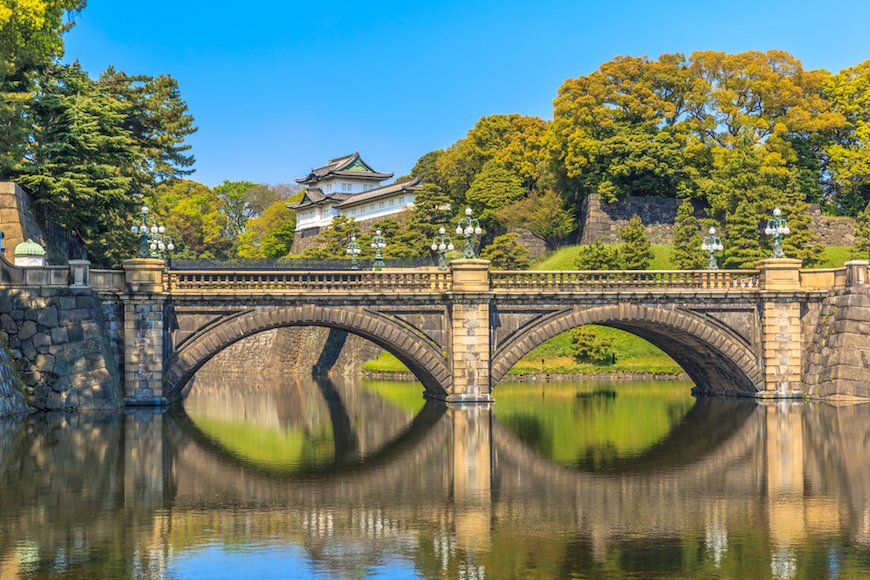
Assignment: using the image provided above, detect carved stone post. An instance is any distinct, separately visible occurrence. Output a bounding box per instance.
[845,260,868,286]
[757,258,803,398]
[447,259,493,402]
[68,259,90,288]
[122,258,167,406]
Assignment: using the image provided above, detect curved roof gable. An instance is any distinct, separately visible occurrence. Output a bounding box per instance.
[296,152,393,185]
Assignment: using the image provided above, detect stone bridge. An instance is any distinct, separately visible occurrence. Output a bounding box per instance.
[106,257,869,405]
[3,254,868,407]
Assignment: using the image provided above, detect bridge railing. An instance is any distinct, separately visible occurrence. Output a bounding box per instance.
[489,270,761,291]
[165,269,453,293]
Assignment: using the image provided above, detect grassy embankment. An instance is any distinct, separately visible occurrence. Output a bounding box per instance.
[362,243,857,377]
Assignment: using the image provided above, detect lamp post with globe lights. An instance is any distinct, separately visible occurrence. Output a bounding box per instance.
[701,226,724,270]
[346,236,362,270]
[765,207,790,259]
[130,205,173,259]
[370,229,387,271]
[455,207,483,259]
[430,227,455,270]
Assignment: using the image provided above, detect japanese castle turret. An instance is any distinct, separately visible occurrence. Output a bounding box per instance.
[289,152,422,233]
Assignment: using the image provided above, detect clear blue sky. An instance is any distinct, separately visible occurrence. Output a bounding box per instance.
[63,0,870,187]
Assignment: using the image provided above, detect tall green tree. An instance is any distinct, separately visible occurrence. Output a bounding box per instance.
[464,161,525,225]
[236,197,297,259]
[213,180,257,236]
[0,0,85,169]
[672,200,705,269]
[152,179,230,259]
[495,189,575,249]
[619,216,653,270]
[723,201,765,269]
[14,63,137,265]
[301,216,360,259]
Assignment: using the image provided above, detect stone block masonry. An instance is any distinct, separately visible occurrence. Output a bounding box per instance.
[0,287,123,411]
[0,336,26,417]
[578,193,857,246]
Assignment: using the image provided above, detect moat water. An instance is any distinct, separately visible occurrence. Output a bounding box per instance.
[0,374,868,579]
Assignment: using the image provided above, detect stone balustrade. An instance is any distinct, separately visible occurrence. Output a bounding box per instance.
[165,268,453,293]
[490,269,761,292]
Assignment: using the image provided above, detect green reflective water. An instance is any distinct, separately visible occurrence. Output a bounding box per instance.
[1,374,868,579]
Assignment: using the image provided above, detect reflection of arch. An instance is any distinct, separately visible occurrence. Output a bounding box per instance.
[491,305,762,395]
[169,398,447,480]
[498,397,758,475]
[493,398,764,480]
[165,306,450,402]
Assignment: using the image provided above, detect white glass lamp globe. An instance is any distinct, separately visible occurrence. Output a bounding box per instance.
[347,248,352,254]
[158,242,166,251]
[167,243,175,251]
[439,227,446,235]
[141,205,149,214]
[149,243,157,251]
[465,207,472,216]
[379,242,386,248]
[149,225,157,234]
[351,236,356,242]
[765,227,773,236]
[717,243,724,251]
[447,243,454,251]
[783,226,790,235]
[474,227,482,235]
[376,229,382,236]
[439,243,446,251]
[130,225,139,234]
[709,227,716,235]
[773,207,782,217]
[139,225,148,234]
[701,242,709,251]
[158,225,166,234]
[431,243,438,251]
[456,226,463,235]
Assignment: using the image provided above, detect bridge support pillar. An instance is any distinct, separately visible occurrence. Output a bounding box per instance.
[446,260,494,403]
[757,259,804,398]
[122,259,168,406]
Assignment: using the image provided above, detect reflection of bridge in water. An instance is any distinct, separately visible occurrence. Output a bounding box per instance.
[1,375,867,577]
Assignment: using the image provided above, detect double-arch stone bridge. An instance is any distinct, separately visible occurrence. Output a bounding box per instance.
[104,257,870,405]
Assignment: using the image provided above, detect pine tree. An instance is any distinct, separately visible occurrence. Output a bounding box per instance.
[723,201,765,268]
[774,181,824,266]
[855,201,870,259]
[672,200,705,269]
[575,241,624,270]
[619,216,653,270]
[481,233,530,269]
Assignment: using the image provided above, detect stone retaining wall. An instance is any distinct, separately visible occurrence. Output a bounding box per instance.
[0,288,123,410]
[0,182,86,263]
[0,338,26,417]
[579,193,858,247]
[804,285,870,399]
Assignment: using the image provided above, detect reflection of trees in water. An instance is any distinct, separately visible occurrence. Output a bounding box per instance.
[184,373,422,472]
[0,393,869,578]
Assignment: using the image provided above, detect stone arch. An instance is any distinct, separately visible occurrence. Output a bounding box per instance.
[165,306,451,402]
[491,304,763,395]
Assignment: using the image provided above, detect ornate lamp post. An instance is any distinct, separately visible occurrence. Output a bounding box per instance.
[370,229,386,271]
[430,227,455,270]
[130,205,173,259]
[764,207,790,259]
[346,236,362,270]
[701,226,724,270]
[455,207,483,259]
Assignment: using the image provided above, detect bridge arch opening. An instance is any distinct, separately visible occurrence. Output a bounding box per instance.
[164,306,451,403]
[491,304,763,396]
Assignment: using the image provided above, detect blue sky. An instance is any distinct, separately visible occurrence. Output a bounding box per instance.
[63,0,870,187]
